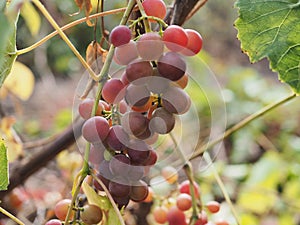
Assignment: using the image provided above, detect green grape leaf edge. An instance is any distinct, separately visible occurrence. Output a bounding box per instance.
[234,0,300,94]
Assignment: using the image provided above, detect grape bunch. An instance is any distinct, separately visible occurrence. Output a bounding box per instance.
[77,0,203,213]
[150,167,230,225]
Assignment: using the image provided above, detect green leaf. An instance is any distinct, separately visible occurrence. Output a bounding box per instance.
[235,0,300,93]
[0,139,9,190]
[0,4,18,88]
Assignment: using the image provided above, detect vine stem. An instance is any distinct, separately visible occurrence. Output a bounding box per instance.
[0,206,25,225]
[191,92,297,160]
[203,153,241,225]
[169,133,200,225]
[16,7,133,56]
[135,0,151,33]
[31,0,98,80]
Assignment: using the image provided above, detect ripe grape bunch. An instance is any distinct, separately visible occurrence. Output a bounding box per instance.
[47,0,203,224]
[79,0,203,210]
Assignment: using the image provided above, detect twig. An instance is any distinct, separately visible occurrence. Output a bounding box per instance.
[0,206,25,225]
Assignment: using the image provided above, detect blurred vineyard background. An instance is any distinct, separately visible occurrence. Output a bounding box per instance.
[1,0,300,224]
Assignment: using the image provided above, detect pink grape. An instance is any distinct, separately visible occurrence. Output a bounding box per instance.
[102,78,125,104]
[82,116,110,143]
[142,0,167,20]
[136,32,164,60]
[45,219,62,225]
[176,193,192,211]
[166,206,187,225]
[163,25,188,52]
[181,29,203,56]
[152,206,168,224]
[109,25,131,47]
[114,40,138,65]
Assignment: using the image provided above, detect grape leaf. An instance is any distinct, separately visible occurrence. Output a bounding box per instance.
[0,139,9,191]
[20,1,41,36]
[0,4,18,88]
[235,0,300,93]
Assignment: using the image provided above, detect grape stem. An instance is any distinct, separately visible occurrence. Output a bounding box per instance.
[31,0,98,80]
[191,92,297,160]
[0,206,25,225]
[135,0,151,33]
[169,133,200,225]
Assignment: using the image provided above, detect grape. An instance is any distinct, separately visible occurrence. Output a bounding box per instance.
[125,84,150,107]
[125,59,153,83]
[145,74,170,94]
[144,132,159,145]
[102,78,125,104]
[114,40,139,65]
[78,98,104,119]
[127,139,151,165]
[157,52,186,81]
[82,116,110,143]
[113,195,130,209]
[100,100,110,110]
[81,204,103,225]
[130,180,149,202]
[136,32,164,60]
[119,100,129,114]
[179,180,200,198]
[143,186,153,202]
[166,206,187,225]
[205,200,220,213]
[143,149,157,166]
[106,125,129,151]
[194,211,208,225]
[128,165,144,181]
[161,166,178,184]
[120,72,130,86]
[89,144,105,165]
[109,25,131,47]
[45,219,62,225]
[54,199,74,221]
[162,86,191,114]
[163,25,188,52]
[149,107,175,134]
[94,173,110,191]
[97,160,113,183]
[109,154,131,176]
[174,73,189,89]
[142,0,167,20]
[121,111,148,137]
[152,206,168,224]
[176,193,192,211]
[109,180,131,197]
[181,29,203,56]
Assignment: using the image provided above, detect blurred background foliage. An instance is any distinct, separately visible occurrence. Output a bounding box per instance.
[3,0,300,224]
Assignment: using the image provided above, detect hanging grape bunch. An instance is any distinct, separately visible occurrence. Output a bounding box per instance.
[78,0,203,210]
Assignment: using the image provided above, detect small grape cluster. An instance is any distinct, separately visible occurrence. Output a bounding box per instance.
[45,199,103,225]
[79,0,203,211]
[150,167,230,225]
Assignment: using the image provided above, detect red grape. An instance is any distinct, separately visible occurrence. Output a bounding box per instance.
[142,0,167,20]
[78,98,104,119]
[176,193,192,211]
[54,199,74,221]
[82,116,110,143]
[106,125,129,151]
[181,29,203,56]
[89,144,105,165]
[114,40,138,65]
[121,111,148,137]
[109,154,131,176]
[152,206,168,224]
[179,180,200,198]
[45,219,62,225]
[174,73,189,89]
[130,180,149,202]
[162,86,191,114]
[167,206,187,225]
[136,32,164,60]
[128,165,144,181]
[81,204,103,225]
[127,139,151,165]
[125,84,150,107]
[163,25,188,52]
[194,211,208,225]
[149,107,175,134]
[102,78,125,104]
[143,149,158,166]
[113,195,130,209]
[125,59,153,83]
[109,181,131,197]
[109,25,131,47]
[205,200,220,213]
[157,52,186,81]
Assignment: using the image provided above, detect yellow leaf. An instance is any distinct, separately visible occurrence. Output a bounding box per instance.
[0,116,23,162]
[20,1,41,36]
[1,61,35,101]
